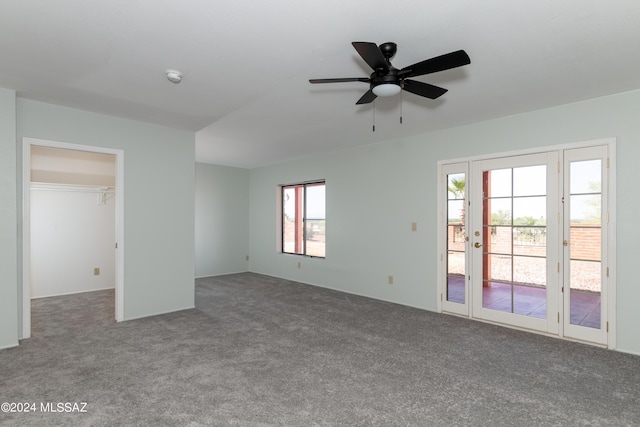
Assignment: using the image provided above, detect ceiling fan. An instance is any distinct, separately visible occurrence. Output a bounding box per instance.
[309,42,470,105]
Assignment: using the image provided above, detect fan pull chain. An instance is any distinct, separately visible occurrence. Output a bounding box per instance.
[400,88,403,124]
[372,101,376,132]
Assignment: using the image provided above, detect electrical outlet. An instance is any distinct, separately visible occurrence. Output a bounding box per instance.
[245,255,249,261]
[297,262,301,269]
[411,222,417,232]
[94,267,100,276]
[388,275,394,285]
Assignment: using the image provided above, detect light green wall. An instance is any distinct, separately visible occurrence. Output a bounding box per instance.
[16,98,196,326]
[195,163,249,277]
[249,89,640,355]
[0,88,18,349]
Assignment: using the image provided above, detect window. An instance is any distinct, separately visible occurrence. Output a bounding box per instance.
[282,181,325,257]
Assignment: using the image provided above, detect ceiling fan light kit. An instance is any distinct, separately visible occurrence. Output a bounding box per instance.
[309,41,470,105]
[372,83,401,97]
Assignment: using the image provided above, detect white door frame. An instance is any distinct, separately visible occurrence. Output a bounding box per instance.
[437,138,616,349]
[22,137,125,339]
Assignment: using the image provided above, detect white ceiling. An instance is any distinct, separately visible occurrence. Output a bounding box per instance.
[2,1,640,168]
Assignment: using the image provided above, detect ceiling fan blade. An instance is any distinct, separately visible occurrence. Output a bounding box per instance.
[309,77,370,84]
[399,50,470,78]
[352,42,389,72]
[402,80,448,99]
[356,89,377,105]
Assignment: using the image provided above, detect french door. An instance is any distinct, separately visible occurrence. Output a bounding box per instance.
[439,143,611,346]
[471,152,560,334]
[562,146,609,344]
[441,162,469,316]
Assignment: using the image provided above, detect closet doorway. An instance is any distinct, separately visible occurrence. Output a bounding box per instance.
[22,138,124,339]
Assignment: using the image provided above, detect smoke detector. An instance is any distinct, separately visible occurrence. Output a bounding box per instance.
[166,69,183,84]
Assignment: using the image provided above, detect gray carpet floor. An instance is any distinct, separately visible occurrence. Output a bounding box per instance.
[1,272,639,426]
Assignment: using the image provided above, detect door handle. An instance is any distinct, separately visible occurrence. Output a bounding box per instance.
[474,242,482,248]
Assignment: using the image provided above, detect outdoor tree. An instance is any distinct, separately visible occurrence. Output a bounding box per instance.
[448,176,466,238]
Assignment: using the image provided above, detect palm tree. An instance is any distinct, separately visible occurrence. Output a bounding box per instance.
[448,177,465,200]
[448,177,466,238]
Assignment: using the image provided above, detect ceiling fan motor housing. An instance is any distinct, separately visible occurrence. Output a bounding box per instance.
[370,68,400,91]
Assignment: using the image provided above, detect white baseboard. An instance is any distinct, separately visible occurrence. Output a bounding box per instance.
[121,305,196,322]
[31,286,115,300]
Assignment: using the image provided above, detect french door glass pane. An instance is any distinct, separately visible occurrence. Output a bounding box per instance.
[448,200,464,222]
[513,196,546,221]
[488,254,511,282]
[570,160,601,193]
[569,227,601,261]
[482,282,511,312]
[446,269,465,304]
[513,284,546,318]
[568,159,602,329]
[570,195,601,225]
[513,256,546,285]
[513,227,546,256]
[482,166,547,317]
[481,281,546,318]
[486,225,511,254]
[513,165,546,196]
[569,260,602,328]
[446,172,466,304]
[489,199,511,224]
[488,168,511,197]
